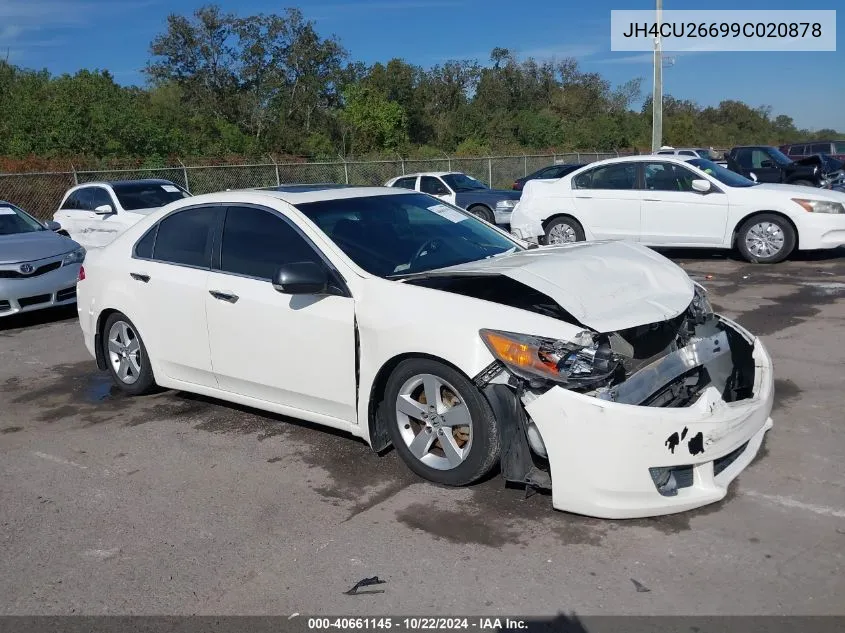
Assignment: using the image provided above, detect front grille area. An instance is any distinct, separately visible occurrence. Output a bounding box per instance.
[0,300,10,312]
[18,294,51,308]
[56,286,77,302]
[714,441,750,477]
[0,261,62,279]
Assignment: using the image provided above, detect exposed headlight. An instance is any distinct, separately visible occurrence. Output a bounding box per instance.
[479,328,622,389]
[792,198,844,214]
[495,199,517,210]
[61,247,86,266]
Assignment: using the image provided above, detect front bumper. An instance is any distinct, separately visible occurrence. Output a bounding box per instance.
[794,212,845,250]
[0,264,80,317]
[523,319,774,519]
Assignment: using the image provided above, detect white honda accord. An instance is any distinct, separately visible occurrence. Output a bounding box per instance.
[76,185,774,519]
[510,155,845,263]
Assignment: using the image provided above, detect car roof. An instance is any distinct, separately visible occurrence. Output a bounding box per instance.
[72,178,178,188]
[176,186,414,207]
[259,183,357,193]
[390,172,461,179]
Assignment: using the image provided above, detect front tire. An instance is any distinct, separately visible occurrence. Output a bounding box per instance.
[101,312,157,395]
[736,214,796,264]
[468,205,495,224]
[384,358,500,486]
[543,215,585,245]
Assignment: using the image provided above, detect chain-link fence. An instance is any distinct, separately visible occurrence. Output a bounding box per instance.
[0,151,632,220]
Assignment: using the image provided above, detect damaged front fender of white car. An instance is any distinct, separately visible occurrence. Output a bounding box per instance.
[470,280,774,520]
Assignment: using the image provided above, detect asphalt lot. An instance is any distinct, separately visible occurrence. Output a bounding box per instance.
[1,248,844,616]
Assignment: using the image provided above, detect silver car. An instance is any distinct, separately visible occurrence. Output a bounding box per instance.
[0,201,85,318]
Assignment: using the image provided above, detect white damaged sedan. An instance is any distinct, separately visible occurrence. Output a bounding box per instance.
[76,186,774,519]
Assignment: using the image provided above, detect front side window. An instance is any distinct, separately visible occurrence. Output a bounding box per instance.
[643,162,695,192]
[152,206,217,268]
[573,163,637,190]
[810,143,831,155]
[63,189,92,211]
[89,187,114,211]
[219,206,322,280]
[112,181,190,211]
[420,176,449,196]
[0,202,46,235]
[296,193,519,278]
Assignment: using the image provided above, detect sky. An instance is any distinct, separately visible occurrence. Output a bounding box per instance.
[1,0,843,131]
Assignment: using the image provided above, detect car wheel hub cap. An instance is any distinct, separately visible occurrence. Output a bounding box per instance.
[745,222,785,258]
[107,321,142,385]
[548,223,577,244]
[395,373,473,471]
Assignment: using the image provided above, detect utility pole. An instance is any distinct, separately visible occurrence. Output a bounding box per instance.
[651,0,663,152]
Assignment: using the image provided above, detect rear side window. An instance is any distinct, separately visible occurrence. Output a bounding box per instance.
[152,207,217,268]
[573,163,638,190]
[392,177,417,190]
[134,226,157,259]
[785,145,804,156]
[219,206,323,280]
[810,143,831,154]
[679,150,696,156]
[834,142,845,154]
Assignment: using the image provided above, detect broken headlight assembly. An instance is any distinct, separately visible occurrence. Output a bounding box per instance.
[689,283,714,324]
[479,328,624,390]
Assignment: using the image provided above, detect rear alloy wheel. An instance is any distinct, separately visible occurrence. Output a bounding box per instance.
[468,205,495,223]
[384,359,500,486]
[543,215,585,245]
[736,214,796,264]
[102,312,156,395]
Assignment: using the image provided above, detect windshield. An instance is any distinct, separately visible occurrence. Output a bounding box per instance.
[767,147,793,165]
[0,202,46,235]
[442,173,488,192]
[687,159,758,188]
[112,182,190,211]
[296,193,520,278]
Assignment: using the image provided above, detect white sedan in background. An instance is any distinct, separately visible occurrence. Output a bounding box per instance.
[510,155,845,263]
[76,186,773,519]
[54,179,191,249]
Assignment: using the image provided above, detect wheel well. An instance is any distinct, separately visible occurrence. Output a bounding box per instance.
[541,213,581,230]
[732,211,799,249]
[366,352,471,453]
[467,203,493,215]
[94,308,120,370]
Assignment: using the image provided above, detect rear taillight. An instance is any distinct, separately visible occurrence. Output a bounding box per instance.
[77,266,85,281]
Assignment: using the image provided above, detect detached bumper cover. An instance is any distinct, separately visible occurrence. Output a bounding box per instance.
[525,320,774,519]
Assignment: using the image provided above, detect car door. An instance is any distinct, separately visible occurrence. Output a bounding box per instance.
[570,162,641,240]
[129,205,220,388]
[55,189,93,247]
[83,186,125,247]
[419,176,457,206]
[205,204,357,423]
[639,161,730,246]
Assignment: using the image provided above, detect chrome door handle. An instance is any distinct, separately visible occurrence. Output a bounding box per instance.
[209,290,239,303]
[643,198,661,201]
[130,273,150,283]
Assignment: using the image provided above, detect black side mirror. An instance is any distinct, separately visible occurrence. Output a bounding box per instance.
[760,160,775,168]
[272,262,330,295]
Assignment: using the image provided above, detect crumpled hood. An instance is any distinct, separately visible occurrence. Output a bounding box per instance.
[417,241,695,332]
[0,231,80,264]
[754,183,845,201]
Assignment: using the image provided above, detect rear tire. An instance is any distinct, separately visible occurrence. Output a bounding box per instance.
[101,312,157,395]
[384,358,500,486]
[543,215,585,245]
[468,205,495,223]
[736,214,796,264]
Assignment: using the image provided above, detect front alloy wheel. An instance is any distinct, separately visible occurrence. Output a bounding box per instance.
[384,358,500,486]
[736,213,796,263]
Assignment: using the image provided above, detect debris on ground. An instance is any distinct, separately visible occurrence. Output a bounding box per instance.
[344,576,386,595]
[630,578,651,593]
